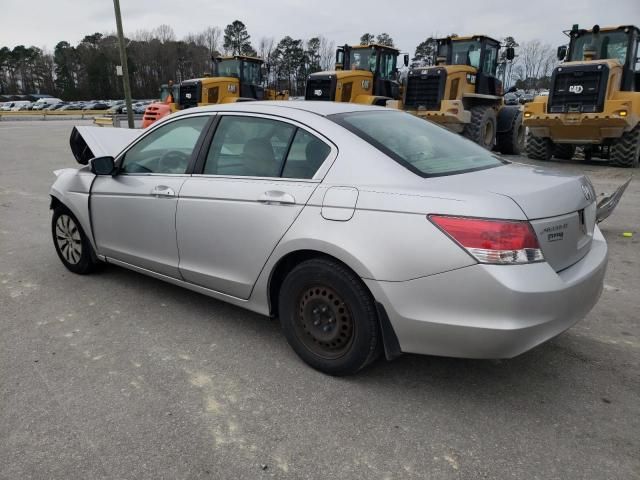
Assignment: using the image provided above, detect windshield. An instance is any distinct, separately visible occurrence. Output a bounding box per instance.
[217,59,241,78]
[331,110,505,177]
[569,31,629,63]
[350,48,377,72]
[451,40,482,68]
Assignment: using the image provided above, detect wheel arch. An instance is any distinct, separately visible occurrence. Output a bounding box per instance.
[265,247,402,360]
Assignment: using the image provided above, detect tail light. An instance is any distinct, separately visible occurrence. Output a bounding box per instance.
[429,215,544,265]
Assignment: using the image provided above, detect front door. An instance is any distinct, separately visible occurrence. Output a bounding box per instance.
[90,115,210,277]
[176,114,333,298]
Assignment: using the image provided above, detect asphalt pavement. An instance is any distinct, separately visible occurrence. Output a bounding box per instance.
[1,120,638,479]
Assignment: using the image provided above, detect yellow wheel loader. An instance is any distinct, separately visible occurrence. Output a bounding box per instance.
[403,35,524,154]
[143,55,288,127]
[304,44,408,105]
[524,25,640,168]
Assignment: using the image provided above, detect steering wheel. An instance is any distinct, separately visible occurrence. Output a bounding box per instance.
[158,150,189,173]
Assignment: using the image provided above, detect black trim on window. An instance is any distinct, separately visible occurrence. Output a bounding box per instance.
[278,127,299,177]
[328,111,507,178]
[192,114,221,174]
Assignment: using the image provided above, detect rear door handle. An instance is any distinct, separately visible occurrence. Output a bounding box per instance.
[258,190,296,205]
[151,185,175,197]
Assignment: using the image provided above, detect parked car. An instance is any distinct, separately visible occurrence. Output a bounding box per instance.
[51,101,616,375]
[519,93,535,104]
[0,102,16,111]
[504,93,519,106]
[83,102,110,110]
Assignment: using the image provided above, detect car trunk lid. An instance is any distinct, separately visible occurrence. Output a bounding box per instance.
[424,163,597,271]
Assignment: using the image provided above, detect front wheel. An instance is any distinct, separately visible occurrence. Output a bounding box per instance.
[278,258,381,376]
[52,206,100,274]
[463,105,497,150]
[526,132,554,161]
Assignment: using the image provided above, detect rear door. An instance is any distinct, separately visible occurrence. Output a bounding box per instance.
[90,115,211,277]
[176,113,334,298]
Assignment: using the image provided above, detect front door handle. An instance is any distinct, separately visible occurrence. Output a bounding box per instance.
[151,185,175,197]
[258,190,296,205]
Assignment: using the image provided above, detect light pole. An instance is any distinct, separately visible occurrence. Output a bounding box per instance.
[113,0,134,128]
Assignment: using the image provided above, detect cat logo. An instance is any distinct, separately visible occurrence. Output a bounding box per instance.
[361,80,370,90]
[569,85,584,94]
[185,93,192,99]
[227,84,237,93]
[314,89,323,96]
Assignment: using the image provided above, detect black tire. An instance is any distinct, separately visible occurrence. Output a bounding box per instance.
[278,258,381,376]
[610,124,640,168]
[553,143,576,160]
[462,105,497,150]
[51,205,100,274]
[496,111,525,155]
[526,132,554,161]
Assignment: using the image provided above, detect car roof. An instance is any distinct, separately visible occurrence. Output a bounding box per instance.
[172,101,389,119]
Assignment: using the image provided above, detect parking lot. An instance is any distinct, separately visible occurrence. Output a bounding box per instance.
[1,120,638,479]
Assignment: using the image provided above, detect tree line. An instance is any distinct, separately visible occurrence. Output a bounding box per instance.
[1,20,559,100]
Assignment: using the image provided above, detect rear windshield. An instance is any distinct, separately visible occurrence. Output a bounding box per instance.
[330,110,506,177]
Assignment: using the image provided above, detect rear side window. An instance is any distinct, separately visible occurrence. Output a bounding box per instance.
[282,129,331,179]
[203,115,331,179]
[330,110,505,177]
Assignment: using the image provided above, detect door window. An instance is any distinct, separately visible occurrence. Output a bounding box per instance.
[203,116,296,177]
[120,116,209,174]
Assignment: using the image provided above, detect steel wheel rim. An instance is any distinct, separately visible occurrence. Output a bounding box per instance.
[55,214,82,264]
[295,285,355,360]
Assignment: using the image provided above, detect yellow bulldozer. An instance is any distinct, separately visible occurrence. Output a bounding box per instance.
[524,25,640,167]
[142,55,288,127]
[304,44,408,105]
[402,35,524,154]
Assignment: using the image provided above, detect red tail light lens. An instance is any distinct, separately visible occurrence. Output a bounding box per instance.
[429,215,544,264]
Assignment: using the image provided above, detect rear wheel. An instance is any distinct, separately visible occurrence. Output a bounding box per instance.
[278,258,381,376]
[51,206,100,274]
[610,125,640,168]
[553,143,576,160]
[526,132,554,161]
[463,105,497,150]
[496,111,525,155]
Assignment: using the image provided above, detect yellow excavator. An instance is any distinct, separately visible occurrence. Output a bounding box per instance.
[305,44,408,105]
[142,55,288,128]
[524,24,640,167]
[402,35,523,154]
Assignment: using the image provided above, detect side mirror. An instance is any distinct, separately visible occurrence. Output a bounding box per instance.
[90,156,115,175]
[404,54,409,67]
[506,47,515,61]
[557,45,567,61]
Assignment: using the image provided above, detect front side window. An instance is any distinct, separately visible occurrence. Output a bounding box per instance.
[378,51,397,80]
[331,110,505,177]
[120,116,209,174]
[483,45,499,76]
[203,116,296,177]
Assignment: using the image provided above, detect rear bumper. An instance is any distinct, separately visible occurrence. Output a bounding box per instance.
[365,226,608,359]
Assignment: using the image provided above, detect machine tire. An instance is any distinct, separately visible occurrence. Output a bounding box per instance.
[278,258,381,376]
[463,105,497,150]
[496,110,525,155]
[610,125,640,168]
[553,143,576,160]
[526,132,554,161]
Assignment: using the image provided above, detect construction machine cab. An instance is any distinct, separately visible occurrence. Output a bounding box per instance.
[305,44,402,105]
[563,25,639,91]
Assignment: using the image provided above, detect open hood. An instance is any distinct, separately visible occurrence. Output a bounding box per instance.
[69,126,141,165]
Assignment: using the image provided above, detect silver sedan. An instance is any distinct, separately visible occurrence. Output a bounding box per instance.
[51,101,609,375]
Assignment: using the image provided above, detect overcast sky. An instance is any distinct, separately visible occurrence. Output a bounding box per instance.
[2,0,639,53]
